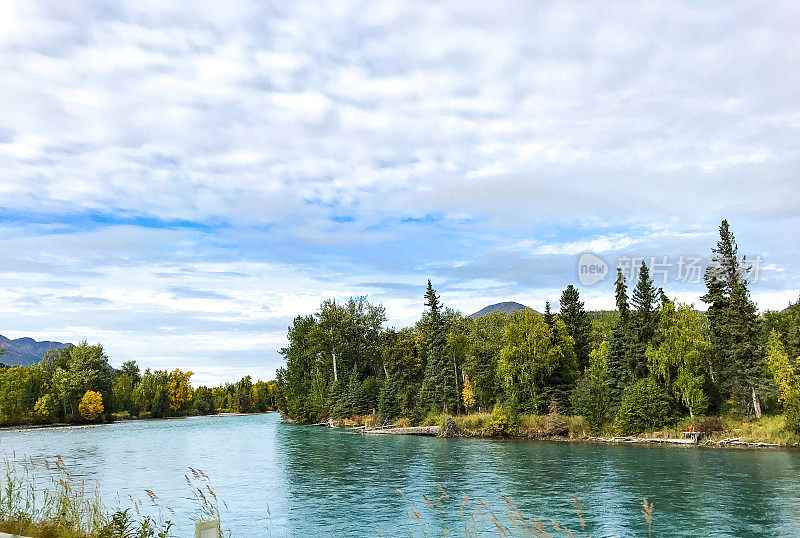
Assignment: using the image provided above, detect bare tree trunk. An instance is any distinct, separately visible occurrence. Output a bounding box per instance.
[332,345,338,382]
[454,360,460,414]
[752,386,762,419]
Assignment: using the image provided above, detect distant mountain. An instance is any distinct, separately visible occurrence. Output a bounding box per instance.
[0,335,72,366]
[469,302,537,319]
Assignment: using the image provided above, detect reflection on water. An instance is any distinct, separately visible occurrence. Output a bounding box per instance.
[1,413,799,536]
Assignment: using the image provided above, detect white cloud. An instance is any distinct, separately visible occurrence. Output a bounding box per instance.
[0,2,798,382]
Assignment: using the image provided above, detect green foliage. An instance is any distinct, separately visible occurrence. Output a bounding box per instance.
[559,285,592,373]
[47,343,114,422]
[211,387,230,413]
[785,393,800,434]
[766,329,800,404]
[615,378,673,434]
[420,281,459,413]
[703,219,768,416]
[277,296,387,424]
[378,376,400,423]
[629,262,659,379]
[570,341,610,432]
[150,387,170,419]
[192,386,215,415]
[274,221,799,434]
[234,375,253,413]
[488,404,510,436]
[605,324,630,414]
[570,376,608,433]
[347,369,371,415]
[499,310,572,414]
[33,393,58,422]
[647,302,710,416]
[0,340,276,427]
[113,373,139,417]
[462,312,507,411]
[250,380,271,412]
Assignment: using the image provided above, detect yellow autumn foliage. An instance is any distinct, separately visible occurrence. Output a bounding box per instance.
[79,390,104,421]
[167,369,194,411]
[462,375,475,410]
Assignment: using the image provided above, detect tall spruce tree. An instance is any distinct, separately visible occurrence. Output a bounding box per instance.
[543,300,556,345]
[658,288,670,309]
[559,285,592,373]
[629,262,659,379]
[605,325,629,413]
[419,281,458,413]
[606,269,632,411]
[615,268,629,322]
[702,219,766,416]
[378,376,400,423]
[543,300,555,328]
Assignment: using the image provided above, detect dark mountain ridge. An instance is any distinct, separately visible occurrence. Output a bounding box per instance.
[0,334,72,366]
[469,301,537,319]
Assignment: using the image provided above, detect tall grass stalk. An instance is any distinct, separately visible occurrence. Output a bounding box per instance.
[398,485,655,537]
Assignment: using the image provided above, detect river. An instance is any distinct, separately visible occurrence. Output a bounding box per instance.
[1,413,799,536]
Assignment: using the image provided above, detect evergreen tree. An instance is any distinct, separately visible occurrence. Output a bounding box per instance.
[658,288,670,309]
[559,285,592,373]
[419,281,458,413]
[607,267,633,411]
[548,318,580,413]
[151,386,171,418]
[614,268,629,322]
[702,219,767,416]
[378,376,400,423]
[605,324,630,413]
[543,301,555,330]
[327,378,345,418]
[629,262,659,378]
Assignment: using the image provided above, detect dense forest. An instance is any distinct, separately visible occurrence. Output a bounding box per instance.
[277,220,800,435]
[0,344,277,426]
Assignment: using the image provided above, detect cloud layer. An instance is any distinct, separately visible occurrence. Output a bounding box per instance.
[1,2,798,384]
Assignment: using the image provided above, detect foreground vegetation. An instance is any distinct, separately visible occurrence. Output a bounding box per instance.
[277,220,800,440]
[0,344,277,426]
[0,457,226,538]
[0,457,660,538]
[396,485,655,537]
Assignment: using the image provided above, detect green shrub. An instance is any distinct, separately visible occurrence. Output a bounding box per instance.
[488,404,510,436]
[421,411,444,427]
[615,378,672,434]
[570,376,609,433]
[33,394,58,423]
[785,393,800,434]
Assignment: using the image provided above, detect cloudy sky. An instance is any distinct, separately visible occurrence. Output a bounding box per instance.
[1,1,798,385]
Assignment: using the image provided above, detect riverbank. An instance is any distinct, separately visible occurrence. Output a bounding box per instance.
[313,412,800,449]
[0,411,275,433]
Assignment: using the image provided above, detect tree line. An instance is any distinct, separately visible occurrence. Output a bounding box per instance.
[0,343,278,425]
[276,220,800,434]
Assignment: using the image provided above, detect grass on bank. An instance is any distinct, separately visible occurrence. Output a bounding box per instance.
[0,457,230,538]
[338,408,800,445]
[636,414,799,445]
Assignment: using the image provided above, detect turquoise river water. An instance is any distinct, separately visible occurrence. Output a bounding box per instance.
[1,413,799,536]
